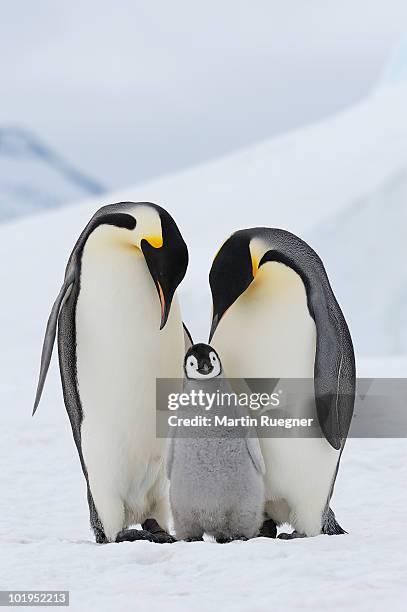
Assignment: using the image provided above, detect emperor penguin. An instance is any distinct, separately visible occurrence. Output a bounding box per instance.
[33,202,189,544]
[208,228,355,538]
[167,343,265,543]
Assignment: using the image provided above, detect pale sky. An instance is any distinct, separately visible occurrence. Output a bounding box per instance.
[1,0,407,187]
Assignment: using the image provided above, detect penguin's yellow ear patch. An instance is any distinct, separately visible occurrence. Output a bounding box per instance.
[144,235,163,248]
[249,237,269,279]
[251,255,259,278]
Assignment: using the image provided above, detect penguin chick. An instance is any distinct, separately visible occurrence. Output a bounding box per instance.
[166,343,265,543]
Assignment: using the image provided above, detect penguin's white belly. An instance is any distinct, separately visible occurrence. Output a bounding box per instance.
[212,261,339,535]
[261,437,339,534]
[75,241,184,534]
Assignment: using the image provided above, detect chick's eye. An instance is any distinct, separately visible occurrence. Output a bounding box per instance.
[189,360,194,367]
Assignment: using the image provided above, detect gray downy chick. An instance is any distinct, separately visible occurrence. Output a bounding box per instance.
[166,343,265,543]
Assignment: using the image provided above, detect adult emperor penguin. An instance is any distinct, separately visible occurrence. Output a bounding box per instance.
[208,228,355,538]
[33,202,189,544]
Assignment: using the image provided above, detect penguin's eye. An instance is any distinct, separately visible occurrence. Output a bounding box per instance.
[210,353,217,363]
[189,360,194,367]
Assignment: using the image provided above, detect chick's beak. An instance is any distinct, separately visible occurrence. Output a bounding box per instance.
[198,362,212,375]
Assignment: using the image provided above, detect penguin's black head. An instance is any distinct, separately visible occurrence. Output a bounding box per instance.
[139,204,189,329]
[184,343,222,379]
[209,230,256,341]
[83,203,188,330]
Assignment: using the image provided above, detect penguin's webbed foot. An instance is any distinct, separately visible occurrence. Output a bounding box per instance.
[115,528,159,543]
[258,518,278,539]
[215,534,250,543]
[278,530,306,540]
[142,518,177,544]
[184,536,204,542]
[152,532,177,544]
[215,536,232,544]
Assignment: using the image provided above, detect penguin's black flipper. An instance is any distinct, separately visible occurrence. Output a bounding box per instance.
[32,271,75,415]
[311,287,356,450]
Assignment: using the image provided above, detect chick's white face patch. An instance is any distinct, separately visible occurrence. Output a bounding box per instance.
[185,351,222,379]
[208,351,221,377]
[185,355,199,378]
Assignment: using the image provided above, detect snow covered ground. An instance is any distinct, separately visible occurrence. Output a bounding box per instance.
[1,70,407,610]
[1,346,406,611]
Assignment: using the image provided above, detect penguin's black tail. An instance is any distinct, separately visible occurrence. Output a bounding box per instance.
[322,507,348,535]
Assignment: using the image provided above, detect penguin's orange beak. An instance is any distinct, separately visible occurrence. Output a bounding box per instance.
[156,280,170,329]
